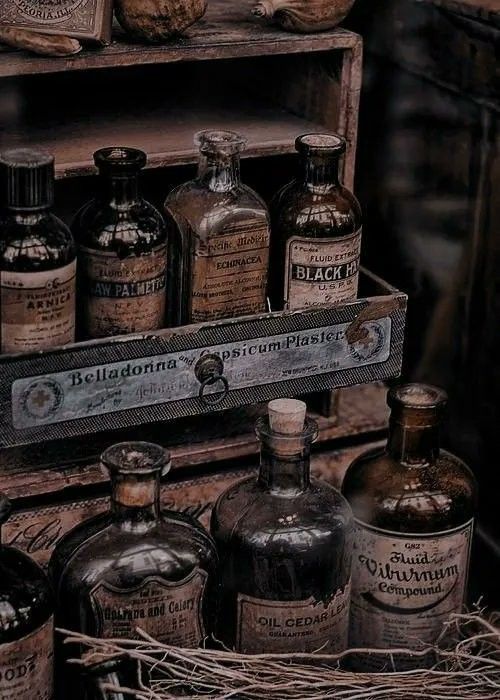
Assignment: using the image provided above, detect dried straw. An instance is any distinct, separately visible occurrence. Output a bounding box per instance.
[60,609,500,700]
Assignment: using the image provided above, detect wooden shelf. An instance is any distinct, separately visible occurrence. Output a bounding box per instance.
[1,103,323,180]
[0,0,360,79]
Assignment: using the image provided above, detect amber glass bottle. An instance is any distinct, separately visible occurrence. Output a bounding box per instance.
[0,148,76,353]
[164,130,270,326]
[211,399,352,654]
[342,384,477,671]
[269,133,362,311]
[73,147,167,339]
[50,442,218,698]
[0,494,54,700]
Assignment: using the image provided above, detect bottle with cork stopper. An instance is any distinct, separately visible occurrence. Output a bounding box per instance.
[342,383,478,671]
[0,147,76,354]
[210,398,353,654]
[49,441,219,699]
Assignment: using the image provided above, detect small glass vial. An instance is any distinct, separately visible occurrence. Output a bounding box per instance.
[0,148,76,353]
[73,148,167,339]
[269,133,362,311]
[211,399,353,654]
[0,494,54,700]
[164,130,270,326]
[342,384,478,671]
[50,442,219,698]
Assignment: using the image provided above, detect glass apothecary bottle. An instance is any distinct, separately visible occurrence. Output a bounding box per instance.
[0,148,76,354]
[164,130,270,326]
[73,147,167,339]
[269,133,362,311]
[0,494,54,700]
[342,384,478,671]
[50,442,219,698]
[210,399,353,654]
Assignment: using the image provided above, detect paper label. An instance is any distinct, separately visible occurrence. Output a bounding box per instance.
[350,519,474,670]
[284,229,361,310]
[191,219,270,322]
[90,570,207,646]
[0,616,53,700]
[80,244,167,337]
[0,261,76,354]
[236,583,351,653]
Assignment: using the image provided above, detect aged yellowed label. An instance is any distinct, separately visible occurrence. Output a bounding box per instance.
[350,519,474,670]
[191,219,270,322]
[0,616,53,699]
[0,261,76,353]
[284,229,361,310]
[80,245,167,337]
[90,570,207,646]
[236,583,351,653]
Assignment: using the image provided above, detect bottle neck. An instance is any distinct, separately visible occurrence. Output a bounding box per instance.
[301,153,340,191]
[99,172,140,208]
[110,472,161,531]
[258,437,311,495]
[387,419,440,466]
[198,152,241,193]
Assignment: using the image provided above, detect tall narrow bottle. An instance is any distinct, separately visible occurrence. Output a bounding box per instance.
[0,148,76,353]
[210,399,352,654]
[73,147,167,339]
[50,442,219,698]
[164,130,270,326]
[0,494,54,700]
[342,384,477,671]
[269,133,362,311]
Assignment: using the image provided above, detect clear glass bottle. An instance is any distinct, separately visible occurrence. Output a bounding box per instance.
[0,494,54,700]
[164,130,270,326]
[210,399,353,654]
[342,384,478,671]
[269,133,362,311]
[73,147,167,339]
[49,442,219,698]
[0,148,76,353]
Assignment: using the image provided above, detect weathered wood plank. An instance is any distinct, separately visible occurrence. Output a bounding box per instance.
[0,0,359,79]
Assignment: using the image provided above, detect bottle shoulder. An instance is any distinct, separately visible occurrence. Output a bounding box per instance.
[271,180,362,238]
[74,198,166,250]
[342,447,477,532]
[0,545,53,642]
[55,511,218,593]
[0,212,76,270]
[211,476,352,548]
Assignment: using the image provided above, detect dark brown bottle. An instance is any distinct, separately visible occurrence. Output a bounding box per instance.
[0,494,54,699]
[49,442,218,699]
[342,384,477,671]
[0,148,76,353]
[269,133,362,311]
[210,399,353,654]
[73,148,167,339]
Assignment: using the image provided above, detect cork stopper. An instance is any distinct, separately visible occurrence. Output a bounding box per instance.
[295,133,346,156]
[268,399,307,435]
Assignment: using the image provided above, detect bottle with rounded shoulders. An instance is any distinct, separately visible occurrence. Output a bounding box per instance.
[0,494,54,700]
[342,383,477,671]
[210,398,353,654]
[0,148,76,354]
[269,133,362,311]
[50,442,219,698]
[73,147,167,339]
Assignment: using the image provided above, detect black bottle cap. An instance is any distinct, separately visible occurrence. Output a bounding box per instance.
[295,133,347,156]
[94,147,147,173]
[0,493,12,525]
[388,383,448,427]
[0,148,55,210]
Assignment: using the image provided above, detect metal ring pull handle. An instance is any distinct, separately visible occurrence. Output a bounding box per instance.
[194,355,229,407]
